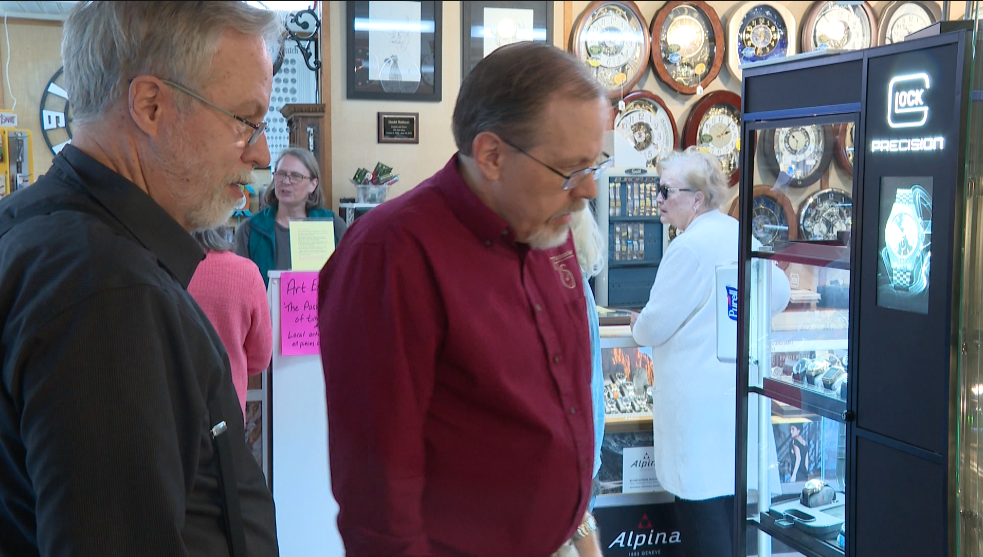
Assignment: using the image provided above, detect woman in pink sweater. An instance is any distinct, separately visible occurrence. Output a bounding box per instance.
[188,227,273,419]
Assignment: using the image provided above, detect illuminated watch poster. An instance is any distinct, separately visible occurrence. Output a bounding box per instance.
[877,176,932,314]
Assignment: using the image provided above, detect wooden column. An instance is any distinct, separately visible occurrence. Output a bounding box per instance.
[280,103,332,210]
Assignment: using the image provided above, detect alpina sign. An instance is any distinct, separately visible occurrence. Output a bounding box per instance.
[595,505,685,557]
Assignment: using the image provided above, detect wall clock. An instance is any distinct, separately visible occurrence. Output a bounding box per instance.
[761,124,835,188]
[727,1,796,81]
[682,90,741,186]
[570,1,650,100]
[798,188,852,242]
[612,90,677,168]
[40,67,73,156]
[878,1,940,45]
[650,1,724,95]
[835,122,855,176]
[729,185,798,264]
[801,1,878,53]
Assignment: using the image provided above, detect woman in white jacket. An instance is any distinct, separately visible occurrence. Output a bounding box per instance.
[631,148,790,557]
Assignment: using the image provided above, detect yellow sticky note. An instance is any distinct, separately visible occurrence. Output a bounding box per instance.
[288,218,335,271]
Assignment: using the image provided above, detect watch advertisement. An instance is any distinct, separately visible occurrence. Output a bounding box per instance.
[593,503,684,557]
[876,176,932,314]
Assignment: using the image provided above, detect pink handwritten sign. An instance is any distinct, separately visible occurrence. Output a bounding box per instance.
[280,272,320,356]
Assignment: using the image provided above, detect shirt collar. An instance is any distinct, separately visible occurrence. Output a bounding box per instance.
[55,145,204,288]
[433,153,518,248]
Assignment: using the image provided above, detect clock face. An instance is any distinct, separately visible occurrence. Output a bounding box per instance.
[798,189,852,241]
[614,91,677,167]
[729,185,797,266]
[683,90,742,185]
[803,1,877,52]
[40,67,74,156]
[762,124,835,188]
[651,1,724,94]
[835,122,856,175]
[572,1,650,98]
[886,212,921,257]
[880,2,939,45]
[740,5,789,60]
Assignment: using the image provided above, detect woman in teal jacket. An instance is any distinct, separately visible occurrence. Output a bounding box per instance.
[234,147,346,285]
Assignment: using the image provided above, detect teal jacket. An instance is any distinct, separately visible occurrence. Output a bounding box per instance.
[248,205,338,286]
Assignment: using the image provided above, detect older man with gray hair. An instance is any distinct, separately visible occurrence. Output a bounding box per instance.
[0,3,282,556]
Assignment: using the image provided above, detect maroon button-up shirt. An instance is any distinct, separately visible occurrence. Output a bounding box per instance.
[318,155,593,556]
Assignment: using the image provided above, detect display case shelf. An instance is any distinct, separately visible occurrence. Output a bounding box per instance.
[770,329,849,353]
[753,241,851,270]
[750,514,844,557]
[752,378,846,423]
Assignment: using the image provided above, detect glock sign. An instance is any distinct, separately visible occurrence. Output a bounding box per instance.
[888,73,930,128]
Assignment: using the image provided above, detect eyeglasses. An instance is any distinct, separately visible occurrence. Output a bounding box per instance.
[159,78,267,146]
[500,137,613,191]
[273,170,312,184]
[655,184,696,200]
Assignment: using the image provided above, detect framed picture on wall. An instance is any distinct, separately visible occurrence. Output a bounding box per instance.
[245,369,272,489]
[346,1,442,101]
[460,1,553,80]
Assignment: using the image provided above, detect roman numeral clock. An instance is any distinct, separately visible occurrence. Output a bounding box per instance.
[39,67,73,155]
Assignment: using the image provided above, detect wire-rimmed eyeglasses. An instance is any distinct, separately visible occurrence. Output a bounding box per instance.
[159,78,267,146]
[500,137,613,191]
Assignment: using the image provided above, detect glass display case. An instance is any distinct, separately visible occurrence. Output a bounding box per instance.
[742,117,854,557]
[595,325,672,508]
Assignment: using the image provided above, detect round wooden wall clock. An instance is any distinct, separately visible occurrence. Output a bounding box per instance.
[727,1,796,81]
[613,90,678,168]
[570,1,651,100]
[835,122,855,176]
[649,1,725,95]
[879,1,940,45]
[682,90,741,186]
[798,188,853,242]
[761,124,835,188]
[801,1,878,53]
[729,185,798,261]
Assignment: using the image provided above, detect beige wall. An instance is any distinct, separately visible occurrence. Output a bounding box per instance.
[328,1,960,209]
[0,18,64,179]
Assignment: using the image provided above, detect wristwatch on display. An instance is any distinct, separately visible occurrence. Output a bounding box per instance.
[801,479,837,508]
[881,185,932,294]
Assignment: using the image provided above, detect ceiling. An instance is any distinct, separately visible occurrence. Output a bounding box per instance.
[0,1,77,21]
[0,1,317,21]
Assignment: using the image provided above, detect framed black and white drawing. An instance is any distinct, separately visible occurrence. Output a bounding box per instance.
[461,1,553,80]
[346,1,442,101]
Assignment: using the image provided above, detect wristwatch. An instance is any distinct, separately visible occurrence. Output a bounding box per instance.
[881,185,931,294]
[573,512,598,541]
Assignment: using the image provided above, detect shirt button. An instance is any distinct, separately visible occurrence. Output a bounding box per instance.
[553,354,561,363]
[501,229,509,236]
[570,407,577,414]
[484,240,492,247]
[534,304,543,312]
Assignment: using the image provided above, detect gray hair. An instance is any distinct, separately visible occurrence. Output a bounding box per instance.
[658,147,730,211]
[571,206,606,278]
[62,2,284,125]
[191,227,233,252]
[452,41,605,154]
[262,147,324,211]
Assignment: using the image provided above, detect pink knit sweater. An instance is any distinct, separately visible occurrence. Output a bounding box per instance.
[188,250,272,419]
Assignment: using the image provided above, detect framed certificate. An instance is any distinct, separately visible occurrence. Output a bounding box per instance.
[346,1,442,101]
[460,1,553,80]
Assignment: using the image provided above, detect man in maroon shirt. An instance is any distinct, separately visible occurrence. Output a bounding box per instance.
[318,42,610,557]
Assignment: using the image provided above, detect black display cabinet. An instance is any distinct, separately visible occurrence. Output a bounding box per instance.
[735,29,973,557]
